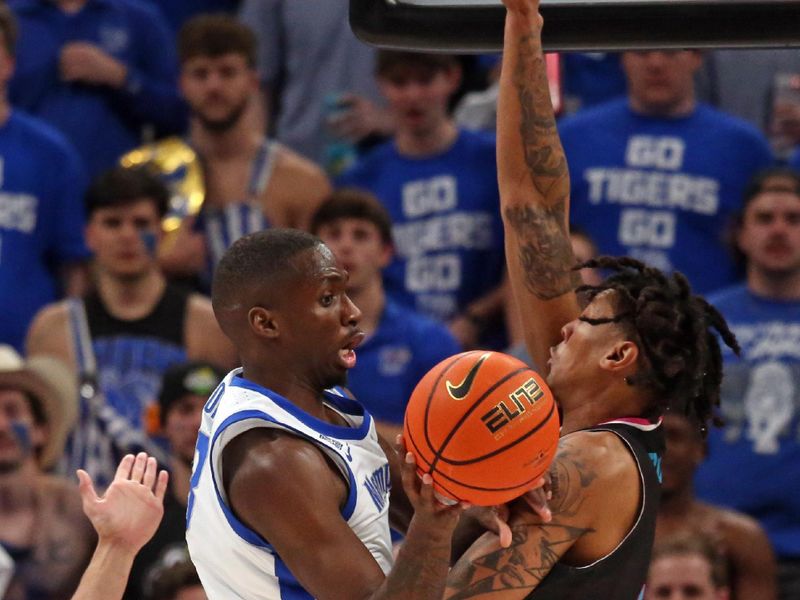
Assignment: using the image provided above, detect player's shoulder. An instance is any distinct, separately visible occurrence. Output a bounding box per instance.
[558,429,641,480]
[561,427,624,450]
[536,430,640,529]
[225,427,343,493]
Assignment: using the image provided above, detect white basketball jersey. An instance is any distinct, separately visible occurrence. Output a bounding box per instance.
[186,369,393,599]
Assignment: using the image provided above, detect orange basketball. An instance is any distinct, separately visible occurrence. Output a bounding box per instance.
[403,350,560,506]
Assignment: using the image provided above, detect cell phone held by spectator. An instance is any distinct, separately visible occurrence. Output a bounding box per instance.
[323,92,359,177]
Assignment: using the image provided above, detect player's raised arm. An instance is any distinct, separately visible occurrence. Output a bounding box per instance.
[498,0,581,370]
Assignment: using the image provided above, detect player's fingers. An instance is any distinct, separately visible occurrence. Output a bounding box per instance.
[142,456,158,490]
[419,472,436,505]
[400,451,421,501]
[154,470,169,502]
[395,433,407,454]
[495,513,513,548]
[115,454,136,482]
[523,482,552,523]
[130,452,148,483]
[421,473,461,513]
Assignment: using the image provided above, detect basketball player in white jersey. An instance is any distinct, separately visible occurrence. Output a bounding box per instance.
[187,229,467,599]
[160,15,331,279]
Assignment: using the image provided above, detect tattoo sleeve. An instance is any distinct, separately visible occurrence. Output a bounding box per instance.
[445,438,596,598]
[505,202,581,300]
[514,32,567,199]
[503,28,580,301]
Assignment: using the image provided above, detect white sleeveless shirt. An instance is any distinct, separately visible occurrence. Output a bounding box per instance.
[186,369,393,599]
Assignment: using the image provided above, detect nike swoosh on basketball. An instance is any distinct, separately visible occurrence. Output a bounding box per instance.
[446,353,491,400]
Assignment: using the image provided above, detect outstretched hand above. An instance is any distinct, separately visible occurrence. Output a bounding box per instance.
[77,452,169,555]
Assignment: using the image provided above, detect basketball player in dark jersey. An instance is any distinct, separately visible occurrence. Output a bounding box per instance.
[441,1,740,598]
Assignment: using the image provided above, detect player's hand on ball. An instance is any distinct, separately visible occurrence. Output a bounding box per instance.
[464,504,513,548]
[465,472,549,548]
[521,471,553,523]
[397,435,466,531]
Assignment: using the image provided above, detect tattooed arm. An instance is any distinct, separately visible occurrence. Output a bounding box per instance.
[498,0,581,370]
[444,432,642,599]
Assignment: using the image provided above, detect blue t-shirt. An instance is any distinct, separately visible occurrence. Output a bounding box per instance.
[0,111,88,351]
[346,300,461,425]
[9,0,185,177]
[559,99,773,294]
[337,130,505,323]
[695,284,800,558]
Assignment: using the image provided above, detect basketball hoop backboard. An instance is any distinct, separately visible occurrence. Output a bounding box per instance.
[350,0,800,52]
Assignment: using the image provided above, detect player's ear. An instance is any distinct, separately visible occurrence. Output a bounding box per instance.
[600,340,639,375]
[248,306,279,339]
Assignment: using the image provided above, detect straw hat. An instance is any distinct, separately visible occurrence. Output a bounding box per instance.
[0,345,78,470]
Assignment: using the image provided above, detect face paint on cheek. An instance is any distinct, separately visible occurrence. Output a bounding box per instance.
[10,422,32,456]
[140,231,158,256]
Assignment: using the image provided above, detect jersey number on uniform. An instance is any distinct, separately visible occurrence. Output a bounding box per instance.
[186,383,225,528]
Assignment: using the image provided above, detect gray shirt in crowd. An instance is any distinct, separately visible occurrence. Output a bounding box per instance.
[238,0,384,163]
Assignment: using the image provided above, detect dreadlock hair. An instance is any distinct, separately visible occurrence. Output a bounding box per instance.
[575,256,740,436]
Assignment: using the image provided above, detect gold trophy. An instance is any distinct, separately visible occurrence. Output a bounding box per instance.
[120,137,205,234]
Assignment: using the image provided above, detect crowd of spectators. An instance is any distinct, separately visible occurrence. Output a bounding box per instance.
[0,0,798,598]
